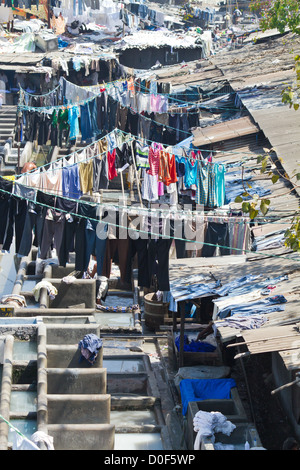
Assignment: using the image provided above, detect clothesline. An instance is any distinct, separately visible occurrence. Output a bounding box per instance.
[0,173,294,224]
[0,183,295,262]
[1,173,249,223]
[0,183,290,262]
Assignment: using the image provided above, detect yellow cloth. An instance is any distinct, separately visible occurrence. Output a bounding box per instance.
[79,160,93,194]
[2,175,15,181]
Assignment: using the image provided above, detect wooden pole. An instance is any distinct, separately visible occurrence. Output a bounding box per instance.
[179,301,185,368]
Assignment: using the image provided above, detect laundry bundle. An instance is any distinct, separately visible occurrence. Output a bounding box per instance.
[78,333,103,365]
[193,410,236,450]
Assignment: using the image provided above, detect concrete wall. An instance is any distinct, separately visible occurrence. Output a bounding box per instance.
[118,46,202,69]
[36,323,115,450]
[46,368,107,394]
[46,345,103,368]
[45,324,101,345]
[47,394,111,424]
[46,279,96,309]
[46,424,115,450]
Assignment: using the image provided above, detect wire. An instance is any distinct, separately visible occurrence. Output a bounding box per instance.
[0,185,298,263]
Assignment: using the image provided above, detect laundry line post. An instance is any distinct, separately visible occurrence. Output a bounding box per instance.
[17,110,21,174]
[179,300,185,368]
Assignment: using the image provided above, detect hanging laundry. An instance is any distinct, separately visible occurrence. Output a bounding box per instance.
[68,105,80,141]
[79,160,93,194]
[107,149,118,180]
[62,162,82,200]
[148,143,161,175]
[158,151,178,186]
[184,158,198,189]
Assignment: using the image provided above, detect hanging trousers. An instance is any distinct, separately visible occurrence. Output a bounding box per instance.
[202,222,230,257]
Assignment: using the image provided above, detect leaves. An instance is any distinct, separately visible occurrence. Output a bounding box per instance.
[284,216,300,252]
[260,199,270,215]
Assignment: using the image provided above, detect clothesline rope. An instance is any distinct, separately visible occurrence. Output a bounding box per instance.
[0,185,296,262]
[0,413,28,439]
[17,78,265,157]
[19,71,238,110]
[1,175,296,221]
[15,127,219,178]
[16,128,128,176]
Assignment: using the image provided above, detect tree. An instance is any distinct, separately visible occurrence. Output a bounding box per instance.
[251,0,300,110]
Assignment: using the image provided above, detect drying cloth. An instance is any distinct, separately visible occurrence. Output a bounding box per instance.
[214,314,268,330]
[217,295,287,319]
[193,410,236,450]
[11,430,40,450]
[175,335,216,353]
[78,333,103,365]
[0,294,27,308]
[96,305,133,312]
[62,275,77,284]
[180,378,236,416]
[32,281,58,302]
[31,431,54,450]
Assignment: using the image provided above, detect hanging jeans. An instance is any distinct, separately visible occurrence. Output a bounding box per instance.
[148,238,173,291]
[89,98,99,138]
[84,220,108,275]
[17,203,45,257]
[80,103,93,142]
[202,222,230,257]
[133,238,151,289]
[102,238,130,283]
[40,209,65,260]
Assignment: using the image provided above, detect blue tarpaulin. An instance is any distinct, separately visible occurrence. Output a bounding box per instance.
[179,378,236,415]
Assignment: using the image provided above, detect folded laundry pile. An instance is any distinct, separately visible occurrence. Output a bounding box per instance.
[193,409,236,450]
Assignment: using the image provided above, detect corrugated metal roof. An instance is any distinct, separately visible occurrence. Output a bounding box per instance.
[166,31,300,370]
[191,116,260,146]
[228,324,300,356]
[210,32,300,196]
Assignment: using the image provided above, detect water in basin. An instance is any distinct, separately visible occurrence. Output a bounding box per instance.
[94,312,134,327]
[8,419,37,440]
[13,341,37,360]
[10,391,37,413]
[114,433,163,450]
[21,279,38,292]
[110,409,156,427]
[103,358,145,373]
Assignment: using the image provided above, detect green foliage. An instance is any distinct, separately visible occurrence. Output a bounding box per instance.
[235,151,300,251]
[284,217,300,251]
[250,1,300,109]
[250,0,300,35]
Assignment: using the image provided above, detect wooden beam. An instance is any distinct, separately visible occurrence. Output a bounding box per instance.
[179,301,185,368]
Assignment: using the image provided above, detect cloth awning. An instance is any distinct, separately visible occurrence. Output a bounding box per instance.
[192,116,260,147]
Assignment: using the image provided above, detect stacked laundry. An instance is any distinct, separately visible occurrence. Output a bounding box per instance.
[193,410,236,450]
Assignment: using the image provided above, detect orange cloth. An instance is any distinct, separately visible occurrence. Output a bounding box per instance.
[158,151,177,186]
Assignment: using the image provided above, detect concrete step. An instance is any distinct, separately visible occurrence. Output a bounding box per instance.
[0,128,14,134]
[46,424,115,450]
[0,118,15,123]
